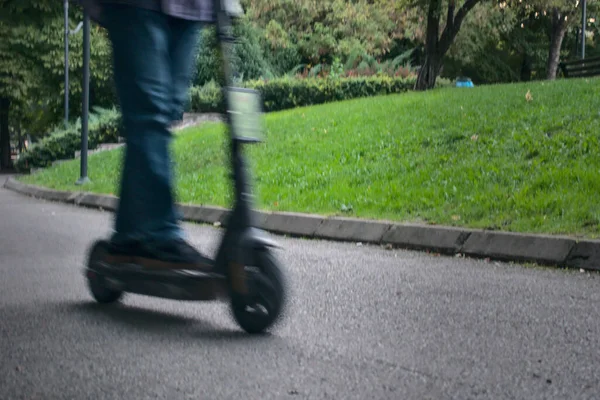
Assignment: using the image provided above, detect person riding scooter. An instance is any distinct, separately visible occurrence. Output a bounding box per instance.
[79,0,216,270]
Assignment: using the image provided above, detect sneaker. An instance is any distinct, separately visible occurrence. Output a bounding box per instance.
[104,238,213,270]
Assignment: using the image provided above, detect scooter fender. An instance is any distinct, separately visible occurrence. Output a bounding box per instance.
[228,227,278,261]
[243,226,280,250]
[226,227,281,295]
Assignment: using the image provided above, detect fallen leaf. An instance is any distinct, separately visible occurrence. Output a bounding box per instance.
[525,89,533,102]
[452,215,461,221]
[471,135,478,141]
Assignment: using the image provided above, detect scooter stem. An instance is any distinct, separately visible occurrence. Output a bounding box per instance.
[213,0,257,228]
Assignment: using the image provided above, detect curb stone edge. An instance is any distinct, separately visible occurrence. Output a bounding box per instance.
[4,177,599,272]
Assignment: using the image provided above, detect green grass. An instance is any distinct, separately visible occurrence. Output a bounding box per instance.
[20,77,600,238]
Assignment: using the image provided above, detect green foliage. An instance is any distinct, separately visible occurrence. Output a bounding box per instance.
[194,27,222,86]
[22,78,600,238]
[189,80,224,113]
[231,18,275,80]
[243,0,403,65]
[194,18,274,86]
[244,76,418,112]
[444,5,523,83]
[442,0,600,83]
[259,20,302,76]
[0,1,114,135]
[189,75,424,113]
[14,106,122,172]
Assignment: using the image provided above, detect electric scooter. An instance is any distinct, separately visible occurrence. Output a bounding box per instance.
[83,0,287,334]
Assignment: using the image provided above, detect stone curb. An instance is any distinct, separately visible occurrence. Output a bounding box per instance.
[4,177,600,271]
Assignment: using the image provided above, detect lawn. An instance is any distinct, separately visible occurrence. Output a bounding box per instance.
[20,77,600,238]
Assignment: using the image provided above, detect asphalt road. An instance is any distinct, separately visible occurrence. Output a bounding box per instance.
[1,182,599,400]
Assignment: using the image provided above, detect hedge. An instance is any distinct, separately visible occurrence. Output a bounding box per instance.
[189,75,424,113]
[15,106,123,172]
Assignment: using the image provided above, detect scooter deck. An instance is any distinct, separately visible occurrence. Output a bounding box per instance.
[86,261,229,301]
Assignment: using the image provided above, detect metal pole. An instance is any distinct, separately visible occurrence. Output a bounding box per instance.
[64,0,69,126]
[76,11,90,185]
[581,0,587,59]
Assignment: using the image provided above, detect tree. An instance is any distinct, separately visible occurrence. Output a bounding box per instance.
[242,0,402,66]
[503,0,599,80]
[443,3,522,83]
[546,7,573,79]
[0,1,54,169]
[413,0,485,90]
[540,0,599,80]
[0,0,113,169]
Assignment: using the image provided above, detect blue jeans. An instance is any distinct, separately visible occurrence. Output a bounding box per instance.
[103,5,202,244]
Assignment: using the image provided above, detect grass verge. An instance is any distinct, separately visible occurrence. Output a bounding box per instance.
[19,78,600,238]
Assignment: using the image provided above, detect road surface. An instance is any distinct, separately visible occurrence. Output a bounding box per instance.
[1,182,599,399]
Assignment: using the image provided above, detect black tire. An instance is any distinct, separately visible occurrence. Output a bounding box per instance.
[86,240,124,304]
[230,249,287,334]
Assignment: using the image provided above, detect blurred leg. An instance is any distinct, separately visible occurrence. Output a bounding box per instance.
[168,19,203,122]
[102,5,209,269]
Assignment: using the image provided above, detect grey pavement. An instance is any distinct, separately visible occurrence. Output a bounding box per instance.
[1,186,599,400]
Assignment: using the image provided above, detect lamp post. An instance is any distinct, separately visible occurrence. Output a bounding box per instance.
[581,0,587,59]
[63,0,83,126]
[64,0,69,126]
[75,11,91,185]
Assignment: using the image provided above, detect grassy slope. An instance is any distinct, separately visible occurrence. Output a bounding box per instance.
[21,77,600,238]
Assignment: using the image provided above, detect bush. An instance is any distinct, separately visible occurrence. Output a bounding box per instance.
[194,27,222,86]
[189,75,420,113]
[15,106,123,172]
[193,19,274,87]
[189,80,224,113]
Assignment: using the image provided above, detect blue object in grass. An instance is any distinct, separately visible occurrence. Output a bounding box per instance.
[456,77,474,88]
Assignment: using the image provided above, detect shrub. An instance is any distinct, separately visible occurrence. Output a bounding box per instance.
[15,106,123,172]
[189,80,225,113]
[189,75,420,113]
[193,19,274,87]
[194,27,222,86]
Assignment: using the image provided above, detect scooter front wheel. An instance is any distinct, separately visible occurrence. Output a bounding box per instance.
[230,249,287,334]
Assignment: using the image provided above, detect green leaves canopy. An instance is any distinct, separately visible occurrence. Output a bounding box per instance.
[0,0,113,134]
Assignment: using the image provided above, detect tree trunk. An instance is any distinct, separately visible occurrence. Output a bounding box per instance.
[415,0,442,91]
[415,0,481,91]
[520,53,532,81]
[0,98,11,170]
[547,9,569,80]
[17,124,22,154]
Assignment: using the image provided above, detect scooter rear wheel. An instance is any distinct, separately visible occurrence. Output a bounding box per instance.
[230,249,287,334]
[86,240,124,304]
